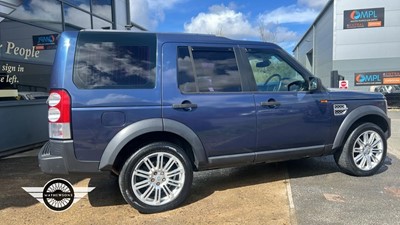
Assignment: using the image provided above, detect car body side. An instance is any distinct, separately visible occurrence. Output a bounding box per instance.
[40,31,391,175]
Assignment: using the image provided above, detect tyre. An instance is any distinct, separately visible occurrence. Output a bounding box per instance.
[119,142,193,213]
[334,122,387,176]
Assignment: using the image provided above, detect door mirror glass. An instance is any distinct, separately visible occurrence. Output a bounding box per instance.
[309,77,321,92]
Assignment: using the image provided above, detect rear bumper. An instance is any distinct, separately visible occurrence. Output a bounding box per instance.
[38,140,100,174]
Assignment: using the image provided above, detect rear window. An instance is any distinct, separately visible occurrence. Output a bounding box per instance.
[177,46,242,93]
[73,32,156,89]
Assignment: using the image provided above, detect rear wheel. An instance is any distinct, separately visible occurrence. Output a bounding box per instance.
[119,142,193,213]
[334,123,386,176]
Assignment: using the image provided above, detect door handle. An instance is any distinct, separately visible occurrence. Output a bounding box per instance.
[172,101,198,111]
[261,100,281,108]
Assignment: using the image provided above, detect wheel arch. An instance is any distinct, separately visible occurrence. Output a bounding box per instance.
[98,118,207,172]
[332,105,391,151]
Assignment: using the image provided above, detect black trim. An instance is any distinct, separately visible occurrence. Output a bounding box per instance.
[99,119,163,170]
[39,140,100,174]
[332,105,391,149]
[207,145,326,170]
[163,119,208,169]
[254,145,325,163]
[208,153,254,169]
[236,47,257,92]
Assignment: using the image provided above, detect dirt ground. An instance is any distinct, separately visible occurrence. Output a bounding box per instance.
[0,155,292,225]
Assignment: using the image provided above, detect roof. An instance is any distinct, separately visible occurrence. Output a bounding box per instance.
[81,29,280,48]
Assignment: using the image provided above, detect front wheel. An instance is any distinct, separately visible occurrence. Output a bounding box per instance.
[334,123,387,176]
[119,142,193,213]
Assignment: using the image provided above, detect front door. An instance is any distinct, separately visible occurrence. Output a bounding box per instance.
[243,47,331,161]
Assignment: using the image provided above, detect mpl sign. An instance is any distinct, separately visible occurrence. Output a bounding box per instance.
[344,8,384,29]
[32,34,58,50]
[355,72,382,86]
[355,71,400,86]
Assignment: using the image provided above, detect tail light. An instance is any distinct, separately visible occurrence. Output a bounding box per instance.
[47,90,71,139]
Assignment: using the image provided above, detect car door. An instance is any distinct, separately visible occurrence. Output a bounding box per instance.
[241,47,331,162]
[162,43,256,164]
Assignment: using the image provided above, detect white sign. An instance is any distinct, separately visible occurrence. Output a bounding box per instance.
[339,80,348,89]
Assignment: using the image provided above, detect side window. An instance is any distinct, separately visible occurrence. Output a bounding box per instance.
[73,32,156,89]
[177,46,242,93]
[246,50,307,92]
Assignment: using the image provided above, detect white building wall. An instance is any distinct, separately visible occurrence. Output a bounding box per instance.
[294,31,313,71]
[314,4,334,85]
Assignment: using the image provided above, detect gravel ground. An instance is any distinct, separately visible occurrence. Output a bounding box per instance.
[0,155,291,225]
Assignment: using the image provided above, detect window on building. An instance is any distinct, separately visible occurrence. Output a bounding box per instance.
[63,4,91,30]
[177,46,242,93]
[306,49,313,72]
[3,0,62,31]
[92,0,112,21]
[246,50,307,92]
[0,4,14,14]
[64,0,90,9]
[93,16,112,29]
[0,20,54,101]
[73,32,156,89]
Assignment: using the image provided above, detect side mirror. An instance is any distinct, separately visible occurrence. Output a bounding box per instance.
[309,77,322,92]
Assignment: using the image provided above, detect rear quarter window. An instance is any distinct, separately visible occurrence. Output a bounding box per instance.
[73,32,156,89]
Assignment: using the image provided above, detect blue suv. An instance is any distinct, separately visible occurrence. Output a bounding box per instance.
[39,30,391,213]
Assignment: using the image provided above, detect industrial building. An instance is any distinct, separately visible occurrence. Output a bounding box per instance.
[293,0,400,90]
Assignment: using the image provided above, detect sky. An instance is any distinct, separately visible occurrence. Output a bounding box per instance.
[11,0,329,53]
[130,0,330,52]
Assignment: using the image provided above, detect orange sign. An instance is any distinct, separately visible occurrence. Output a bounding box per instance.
[368,21,382,27]
[383,77,400,85]
[383,71,400,85]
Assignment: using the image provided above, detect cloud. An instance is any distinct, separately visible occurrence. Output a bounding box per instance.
[183,4,257,39]
[298,0,330,9]
[258,5,319,25]
[11,0,61,22]
[92,3,113,20]
[273,27,299,43]
[129,0,183,30]
[129,0,155,29]
[10,0,112,29]
[7,0,178,31]
[182,3,317,53]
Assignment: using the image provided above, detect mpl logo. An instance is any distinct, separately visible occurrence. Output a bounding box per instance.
[37,34,56,44]
[350,10,378,20]
[355,74,381,83]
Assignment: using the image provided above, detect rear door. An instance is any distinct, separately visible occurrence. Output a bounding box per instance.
[162,43,256,162]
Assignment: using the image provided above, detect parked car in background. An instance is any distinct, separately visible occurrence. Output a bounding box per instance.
[374,85,400,107]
